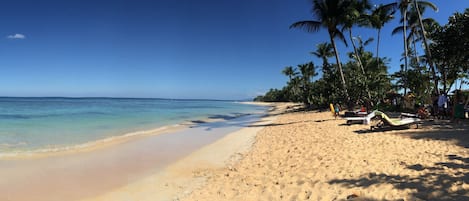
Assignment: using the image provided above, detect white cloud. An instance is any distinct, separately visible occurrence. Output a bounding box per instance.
[7,33,26,39]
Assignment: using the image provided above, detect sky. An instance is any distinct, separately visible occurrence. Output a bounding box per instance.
[0,0,467,100]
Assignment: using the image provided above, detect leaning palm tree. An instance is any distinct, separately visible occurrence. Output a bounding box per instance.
[290,0,352,101]
[413,0,439,95]
[342,0,372,101]
[366,3,396,71]
[342,0,371,75]
[397,0,410,96]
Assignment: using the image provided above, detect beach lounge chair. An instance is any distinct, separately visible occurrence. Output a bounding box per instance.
[400,112,418,118]
[371,110,421,130]
[344,111,376,125]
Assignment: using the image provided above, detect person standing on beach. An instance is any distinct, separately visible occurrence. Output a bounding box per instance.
[438,92,448,119]
[453,90,465,123]
[334,103,340,119]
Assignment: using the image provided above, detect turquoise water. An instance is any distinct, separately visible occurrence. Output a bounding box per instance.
[0,97,266,153]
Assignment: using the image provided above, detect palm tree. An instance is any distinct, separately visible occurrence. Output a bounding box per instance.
[342,0,371,75]
[397,0,410,97]
[413,0,439,95]
[311,43,338,105]
[393,9,437,65]
[342,0,372,101]
[392,1,438,94]
[290,0,352,101]
[354,36,374,55]
[282,66,299,102]
[282,66,296,82]
[311,42,333,77]
[298,62,318,107]
[366,3,396,71]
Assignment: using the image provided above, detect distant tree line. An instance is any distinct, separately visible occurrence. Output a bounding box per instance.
[255,0,469,111]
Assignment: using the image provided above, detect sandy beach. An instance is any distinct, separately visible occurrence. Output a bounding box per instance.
[2,102,468,201]
[77,102,282,201]
[181,105,469,201]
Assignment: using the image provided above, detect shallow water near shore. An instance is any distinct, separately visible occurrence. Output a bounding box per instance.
[0,112,265,201]
[0,97,266,155]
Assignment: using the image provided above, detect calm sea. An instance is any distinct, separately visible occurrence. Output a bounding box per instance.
[0,97,266,154]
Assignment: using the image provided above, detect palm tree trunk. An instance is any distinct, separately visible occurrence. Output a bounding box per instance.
[329,32,349,101]
[442,63,447,93]
[349,30,372,102]
[376,28,381,70]
[403,8,409,96]
[414,0,438,95]
[376,28,382,105]
[412,33,419,64]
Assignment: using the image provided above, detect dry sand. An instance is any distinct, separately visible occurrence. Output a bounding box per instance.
[79,102,289,201]
[183,108,469,201]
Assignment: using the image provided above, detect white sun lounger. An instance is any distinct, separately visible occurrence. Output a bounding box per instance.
[344,111,376,125]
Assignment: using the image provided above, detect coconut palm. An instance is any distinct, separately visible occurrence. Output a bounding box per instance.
[282,66,297,82]
[365,3,396,71]
[342,0,372,101]
[393,10,437,65]
[392,1,438,94]
[298,62,318,107]
[342,0,371,75]
[282,66,299,102]
[290,0,352,101]
[311,42,334,77]
[396,0,410,97]
[413,0,439,94]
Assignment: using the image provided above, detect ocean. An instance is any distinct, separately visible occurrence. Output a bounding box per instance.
[0,97,266,155]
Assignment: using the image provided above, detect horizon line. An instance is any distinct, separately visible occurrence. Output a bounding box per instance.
[0,96,252,102]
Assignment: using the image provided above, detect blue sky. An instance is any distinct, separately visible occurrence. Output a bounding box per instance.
[0,0,467,100]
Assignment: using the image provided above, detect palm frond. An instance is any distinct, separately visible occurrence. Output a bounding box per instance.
[364,37,374,46]
[289,21,321,33]
[416,0,438,12]
[311,0,328,20]
[333,30,348,47]
[392,26,407,35]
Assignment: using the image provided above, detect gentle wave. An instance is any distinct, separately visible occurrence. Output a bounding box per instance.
[0,124,182,159]
[0,98,267,158]
[0,112,260,159]
[0,142,28,149]
[0,111,110,120]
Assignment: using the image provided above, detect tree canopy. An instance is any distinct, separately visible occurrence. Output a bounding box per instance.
[255,1,469,112]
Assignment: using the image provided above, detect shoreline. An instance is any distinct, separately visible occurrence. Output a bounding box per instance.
[0,124,185,160]
[78,102,292,201]
[0,102,279,201]
[0,102,266,160]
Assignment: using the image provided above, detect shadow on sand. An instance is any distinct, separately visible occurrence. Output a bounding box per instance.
[335,121,469,200]
[329,153,469,200]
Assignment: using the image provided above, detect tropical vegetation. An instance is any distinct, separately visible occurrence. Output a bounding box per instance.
[254,0,469,111]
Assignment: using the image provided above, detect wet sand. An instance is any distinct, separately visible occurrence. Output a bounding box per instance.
[78,102,284,201]
[0,112,268,201]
